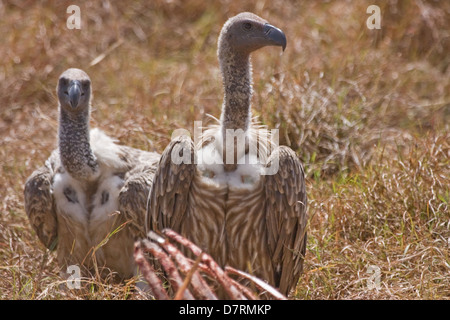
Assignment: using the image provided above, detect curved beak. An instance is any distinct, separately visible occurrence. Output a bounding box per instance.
[264,23,287,51]
[68,80,82,109]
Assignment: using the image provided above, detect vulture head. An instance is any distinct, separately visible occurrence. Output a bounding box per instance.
[57,68,91,112]
[218,12,287,56]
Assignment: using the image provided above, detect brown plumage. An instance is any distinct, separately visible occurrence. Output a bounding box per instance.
[24,68,160,281]
[147,13,307,296]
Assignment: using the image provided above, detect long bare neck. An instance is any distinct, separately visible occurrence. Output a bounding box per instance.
[58,106,99,181]
[218,44,252,171]
[219,48,252,134]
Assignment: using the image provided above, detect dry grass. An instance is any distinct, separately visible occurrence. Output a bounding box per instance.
[0,0,448,299]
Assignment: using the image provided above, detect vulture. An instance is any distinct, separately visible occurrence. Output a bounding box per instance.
[24,68,160,281]
[147,12,307,296]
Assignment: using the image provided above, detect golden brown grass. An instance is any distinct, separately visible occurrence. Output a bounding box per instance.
[0,0,448,299]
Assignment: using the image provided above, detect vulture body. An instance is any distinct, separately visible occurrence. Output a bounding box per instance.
[24,68,160,280]
[147,13,307,295]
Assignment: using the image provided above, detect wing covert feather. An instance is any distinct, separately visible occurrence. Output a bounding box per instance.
[118,163,157,239]
[146,135,197,234]
[117,145,160,239]
[24,150,59,250]
[263,146,307,294]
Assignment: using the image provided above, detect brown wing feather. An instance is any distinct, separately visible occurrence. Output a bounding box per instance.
[119,163,157,239]
[146,135,197,234]
[263,146,307,295]
[23,150,60,250]
[118,146,160,239]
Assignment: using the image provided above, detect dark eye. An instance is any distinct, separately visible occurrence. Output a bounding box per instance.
[243,22,252,30]
[64,91,68,95]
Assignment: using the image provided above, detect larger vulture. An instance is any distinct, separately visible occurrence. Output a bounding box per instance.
[147,12,307,295]
[24,68,160,281]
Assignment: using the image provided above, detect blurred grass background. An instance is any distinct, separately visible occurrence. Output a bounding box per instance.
[0,0,448,299]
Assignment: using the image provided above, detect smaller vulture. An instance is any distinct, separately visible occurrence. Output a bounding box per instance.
[24,68,160,281]
[147,13,307,296]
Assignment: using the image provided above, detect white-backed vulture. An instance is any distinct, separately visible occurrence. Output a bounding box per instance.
[24,68,160,281]
[147,13,307,296]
